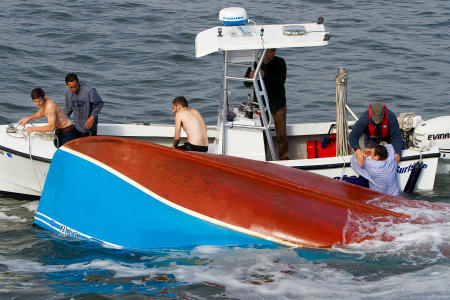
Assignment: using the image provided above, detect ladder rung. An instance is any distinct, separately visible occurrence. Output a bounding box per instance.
[225,75,254,82]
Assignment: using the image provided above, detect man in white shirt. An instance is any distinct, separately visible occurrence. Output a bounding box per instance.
[350,143,400,196]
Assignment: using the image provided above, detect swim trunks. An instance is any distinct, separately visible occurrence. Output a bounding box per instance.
[177,142,208,152]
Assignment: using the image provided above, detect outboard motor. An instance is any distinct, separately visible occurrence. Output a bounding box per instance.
[413,116,450,152]
[414,115,450,174]
[399,114,450,190]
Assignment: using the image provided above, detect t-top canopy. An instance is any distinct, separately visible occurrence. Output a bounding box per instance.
[195,22,329,58]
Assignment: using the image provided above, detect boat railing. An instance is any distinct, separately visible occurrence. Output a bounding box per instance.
[251,49,277,160]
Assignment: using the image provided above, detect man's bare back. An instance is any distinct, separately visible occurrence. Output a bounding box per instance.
[172,97,208,150]
[175,108,208,146]
[44,97,73,129]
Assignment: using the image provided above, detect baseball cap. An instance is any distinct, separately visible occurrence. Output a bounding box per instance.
[370,103,384,124]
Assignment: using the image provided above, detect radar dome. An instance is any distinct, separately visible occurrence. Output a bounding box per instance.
[219,7,249,26]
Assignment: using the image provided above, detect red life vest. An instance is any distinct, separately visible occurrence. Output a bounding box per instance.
[368,104,389,139]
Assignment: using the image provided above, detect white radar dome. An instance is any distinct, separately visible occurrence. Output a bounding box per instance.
[219,7,249,26]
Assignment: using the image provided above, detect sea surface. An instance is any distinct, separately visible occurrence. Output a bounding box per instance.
[0,0,449,299]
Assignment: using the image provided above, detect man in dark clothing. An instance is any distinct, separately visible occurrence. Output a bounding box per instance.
[349,103,403,166]
[245,48,289,160]
[64,73,104,137]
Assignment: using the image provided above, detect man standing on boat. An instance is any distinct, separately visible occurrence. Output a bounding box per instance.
[18,88,76,147]
[64,73,104,137]
[172,96,208,152]
[350,143,401,196]
[245,48,289,160]
[349,103,403,166]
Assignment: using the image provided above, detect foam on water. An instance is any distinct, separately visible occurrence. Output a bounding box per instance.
[1,241,449,299]
[337,199,450,262]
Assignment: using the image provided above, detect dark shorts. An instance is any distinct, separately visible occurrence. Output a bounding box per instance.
[177,142,208,152]
[76,129,97,138]
[54,125,77,148]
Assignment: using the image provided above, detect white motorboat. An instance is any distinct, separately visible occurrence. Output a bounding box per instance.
[1,7,448,197]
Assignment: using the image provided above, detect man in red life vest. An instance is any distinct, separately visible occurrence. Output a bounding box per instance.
[349,103,404,166]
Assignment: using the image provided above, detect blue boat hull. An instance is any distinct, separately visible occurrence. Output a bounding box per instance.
[34,149,274,249]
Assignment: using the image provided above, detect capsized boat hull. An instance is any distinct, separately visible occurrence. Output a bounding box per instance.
[34,136,417,249]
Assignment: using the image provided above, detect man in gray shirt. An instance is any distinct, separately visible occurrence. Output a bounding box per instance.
[64,73,104,137]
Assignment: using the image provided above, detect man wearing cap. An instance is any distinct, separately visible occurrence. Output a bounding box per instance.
[349,103,403,166]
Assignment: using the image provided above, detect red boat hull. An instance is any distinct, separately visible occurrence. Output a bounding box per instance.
[47,136,416,248]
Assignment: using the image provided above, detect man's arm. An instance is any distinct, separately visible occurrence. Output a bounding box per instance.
[85,88,104,129]
[25,101,57,134]
[273,58,286,86]
[173,114,182,148]
[244,67,253,88]
[349,112,367,151]
[64,91,73,118]
[350,155,377,183]
[18,107,45,126]
[385,144,397,162]
[89,88,104,118]
[388,110,403,162]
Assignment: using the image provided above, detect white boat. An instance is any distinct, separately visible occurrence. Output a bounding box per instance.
[1,7,449,197]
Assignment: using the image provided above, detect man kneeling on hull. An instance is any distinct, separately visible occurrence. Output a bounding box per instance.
[172,96,208,152]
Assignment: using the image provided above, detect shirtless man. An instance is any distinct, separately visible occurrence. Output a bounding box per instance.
[18,88,76,147]
[172,96,208,152]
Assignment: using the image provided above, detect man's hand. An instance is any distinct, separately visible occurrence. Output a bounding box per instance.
[173,138,180,149]
[355,148,365,166]
[395,153,401,163]
[18,117,30,126]
[85,116,95,129]
[26,127,35,135]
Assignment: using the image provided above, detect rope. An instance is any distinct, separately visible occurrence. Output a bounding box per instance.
[335,68,349,157]
[27,133,44,193]
[5,123,57,194]
[397,112,416,131]
[6,122,56,141]
[397,112,416,148]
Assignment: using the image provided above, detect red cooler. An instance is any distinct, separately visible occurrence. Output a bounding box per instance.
[307,134,337,158]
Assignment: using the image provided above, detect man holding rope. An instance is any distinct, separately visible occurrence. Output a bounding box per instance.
[18,87,76,147]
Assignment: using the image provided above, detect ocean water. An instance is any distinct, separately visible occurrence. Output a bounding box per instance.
[0,0,449,299]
